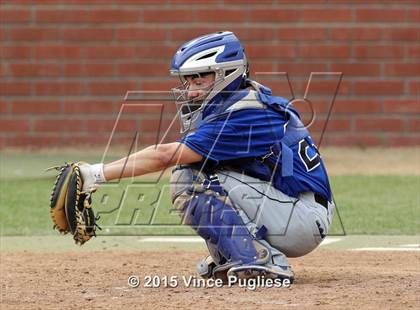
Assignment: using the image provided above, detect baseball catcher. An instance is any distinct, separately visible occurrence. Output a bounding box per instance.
[49,31,335,283]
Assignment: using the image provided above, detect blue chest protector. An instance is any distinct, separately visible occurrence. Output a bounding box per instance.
[196,82,332,202]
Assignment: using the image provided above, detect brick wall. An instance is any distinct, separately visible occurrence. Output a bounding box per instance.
[0,0,419,149]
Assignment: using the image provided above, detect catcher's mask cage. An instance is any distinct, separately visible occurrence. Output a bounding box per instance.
[170,31,248,133]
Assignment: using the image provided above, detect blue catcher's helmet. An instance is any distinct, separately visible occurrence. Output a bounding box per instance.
[170,31,248,133]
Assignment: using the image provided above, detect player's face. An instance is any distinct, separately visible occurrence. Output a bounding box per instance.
[185,72,215,101]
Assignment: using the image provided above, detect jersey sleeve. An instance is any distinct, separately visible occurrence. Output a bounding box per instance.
[179,109,287,164]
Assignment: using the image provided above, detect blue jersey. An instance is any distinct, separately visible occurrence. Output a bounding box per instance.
[179,88,332,201]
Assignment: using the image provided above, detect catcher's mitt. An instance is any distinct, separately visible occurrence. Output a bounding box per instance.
[48,162,99,245]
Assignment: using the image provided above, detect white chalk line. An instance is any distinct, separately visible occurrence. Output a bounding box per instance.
[138,236,343,245]
[139,237,203,243]
[351,247,420,252]
[320,237,342,246]
[401,244,420,248]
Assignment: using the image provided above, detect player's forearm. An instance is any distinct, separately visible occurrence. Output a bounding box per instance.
[103,145,172,181]
[102,142,202,181]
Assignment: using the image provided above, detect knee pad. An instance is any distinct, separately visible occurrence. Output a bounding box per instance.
[170,166,269,265]
[186,191,259,264]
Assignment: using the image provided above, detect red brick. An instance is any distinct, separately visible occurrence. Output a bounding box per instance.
[64,64,114,76]
[61,135,110,147]
[408,81,419,95]
[122,93,176,107]
[117,63,168,76]
[353,45,404,58]
[170,27,219,41]
[115,0,168,3]
[0,120,29,132]
[310,119,351,132]
[408,119,420,132]
[355,118,405,132]
[218,0,272,3]
[62,28,114,41]
[33,119,85,132]
[386,135,420,147]
[326,134,382,147]
[407,10,420,23]
[11,100,60,114]
[272,63,327,76]
[7,135,61,148]
[34,46,82,59]
[384,63,420,76]
[139,118,176,133]
[86,119,137,133]
[0,82,31,95]
[115,28,166,41]
[141,81,178,91]
[301,9,352,22]
[228,27,276,41]
[354,81,404,95]
[253,79,295,96]
[58,0,114,3]
[383,28,419,41]
[0,63,6,77]
[249,9,300,22]
[330,27,382,41]
[383,100,420,113]
[169,0,218,4]
[88,81,139,95]
[36,9,91,23]
[10,27,60,41]
[277,28,327,41]
[35,81,84,95]
[331,63,380,76]
[0,0,59,3]
[249,61,275,74]
[93,9,140,23]
[86,46,137,59]
[143,9,194,23]
[0,46,31,59]
[407,45,420,58]
[300,45,349,58]
[0,9,31,23]
[116,103,166,114]
[135,45,175,58]
[9,63,61,77]
[333,100,381,114]
[0,29,6,41]
[0,101,8,113]
[305,80,350,96]
[356,9,406,22]
[246,44,296,58]
[63,100,114,114]
[195,9,247,22]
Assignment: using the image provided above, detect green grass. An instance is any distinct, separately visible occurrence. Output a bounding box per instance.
[328,175,419,235]
[0,175,418,236]
[0,153,419,236]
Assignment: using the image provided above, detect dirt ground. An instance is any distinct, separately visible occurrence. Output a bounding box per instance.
[1,249,419,309]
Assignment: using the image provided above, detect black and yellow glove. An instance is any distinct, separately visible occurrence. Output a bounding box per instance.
[48,162,98,245]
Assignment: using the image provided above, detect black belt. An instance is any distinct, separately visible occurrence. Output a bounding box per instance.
[314,193,328,210]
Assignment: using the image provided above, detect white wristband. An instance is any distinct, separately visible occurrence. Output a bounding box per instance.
[90,163,107,184]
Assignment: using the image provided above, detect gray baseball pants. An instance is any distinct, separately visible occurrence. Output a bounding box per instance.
[216,170,335,264]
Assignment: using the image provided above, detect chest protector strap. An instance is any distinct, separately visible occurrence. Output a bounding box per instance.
[256,85,310,177]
